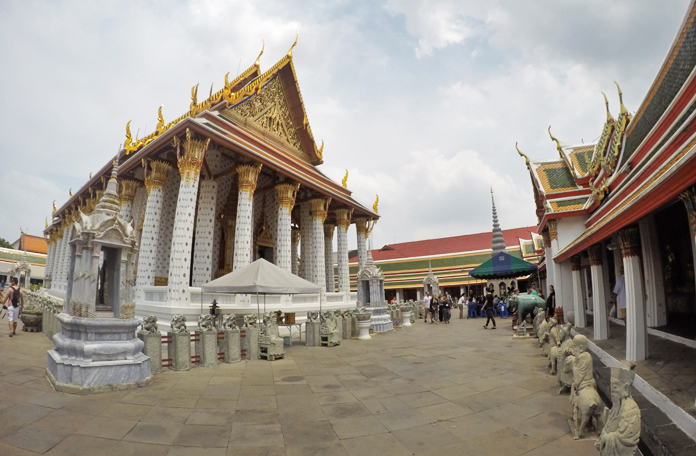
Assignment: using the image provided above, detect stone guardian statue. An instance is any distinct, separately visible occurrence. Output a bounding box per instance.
[595,361,640,456]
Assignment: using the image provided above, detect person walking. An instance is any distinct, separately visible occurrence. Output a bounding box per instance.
[430,295,440,324]
[442,294,452,323]
[482,287,496,329]
[546,285,556,319]
[423,292,431,322]
[458,294,466,319]
[438,295,445,323]
[2,278,23,337]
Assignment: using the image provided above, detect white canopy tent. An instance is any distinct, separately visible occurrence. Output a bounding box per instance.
[201,259,322,322]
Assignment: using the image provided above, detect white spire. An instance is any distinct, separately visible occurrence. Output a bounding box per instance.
[491,189,506,254]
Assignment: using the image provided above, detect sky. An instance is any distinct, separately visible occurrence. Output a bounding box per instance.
[0,0,691,250]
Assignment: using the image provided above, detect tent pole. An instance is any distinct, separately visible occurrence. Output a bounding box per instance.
[256,292,261,325]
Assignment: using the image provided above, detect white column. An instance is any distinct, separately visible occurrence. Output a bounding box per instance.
[119,180,140,223]
[589,244,609,340]
[619,227,648,361]
[639,217,667,327]
[192,180,218,286]
[417,289,423,300]
[335,209,352,294]
[310,198,331,299]
[233,164,262,270]
[355,217,371,270]
[135,161,171,300]
[324,224,335,292]
[155,169,180,281]
[44,239,56,287]
[396,289,403,302]
[300,202,312,281]
[291,228,300,275]
[274,183,299,272]
[167,130,210,305]
[571,255,586,328]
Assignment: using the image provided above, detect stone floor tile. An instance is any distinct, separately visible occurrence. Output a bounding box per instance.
[330,415,390,440]
[226,445,286,456]
[105,441,170,456]
[281,420,338,445]
[168,447,227,456]
[322,402,372,420]
[0,440,48,456]
[285,441,349,456]
[32,409,93,433]
[101,403,152,421]
[26,392,76,410]
[437,414,506,441]
[274,384,312,395]
[174,424,231,447]
[75,415,138,440]
[0,403,53,428]
[236,395,277,412]
[196,396,238,410]
[467,427,545,456]
[314,391,359,405]
[391,423,464,454]
[509,411,570,443]
[233,410,282,425]
[477,402,542,427]
[340,433,411,456]
[240,385,276,396]
[521,433,598,456]
[44,434,118,456]
[374,408,433,431]
[186,409,235,426]
[229,424,283,446]
[400,391,448,408]
[0,424,71,454]
[141,406,193,424]
[123,422,183,445]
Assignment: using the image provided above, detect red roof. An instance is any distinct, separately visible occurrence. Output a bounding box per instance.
[350,226,538,262]
[16,234,48,255]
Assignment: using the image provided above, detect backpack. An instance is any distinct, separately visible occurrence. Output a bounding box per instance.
[10,286,20,308]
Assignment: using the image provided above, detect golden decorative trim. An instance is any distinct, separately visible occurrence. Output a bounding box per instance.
[335,208,353,230]
[588,244,604,266]
[275,182,300,210]
[516,142,530,168]
[355,217,376,237]
[541,231,551,249]
[143,160,172,196]
[154,276,168,286]
[342,170,348,189]
[119,180,140,204]
[173,128,211,186]
[571,255,582,271]
[52,200,56,214]
[310,198,331,222]
[237,163,263,200]
[618,226,641,258]
[373,195,379,214]
[324,223,335,238]
[547,219,558,241]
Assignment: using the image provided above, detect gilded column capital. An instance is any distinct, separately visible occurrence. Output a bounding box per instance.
[335,208,354,230]
[276,182,300,210]
[237,163,263,200]
[120,180,140,204]
[144,160,172,195]
[588,244,604,266]
[541,230,551,249]
[310,198,331,222]
[618,226,641,258]
[324,223,335,239]
[547,219,558,241]
[173,128,210,185]
[571,255,582,271]
[355,217,376,237]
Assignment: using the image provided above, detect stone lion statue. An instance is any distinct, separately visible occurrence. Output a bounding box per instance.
[222,314,238,330]
[198,314,215,332]
[307,310,320,322]
[141,315,159,334]
[170,314,189,333]
[243,314,258,328]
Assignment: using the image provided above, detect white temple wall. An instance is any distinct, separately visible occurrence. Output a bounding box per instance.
[211,174,235,277]
[192,180,218,286]
[556,216,588,252]
[300,202,312,281]
[131,186,148,229]
[155,170,180,279]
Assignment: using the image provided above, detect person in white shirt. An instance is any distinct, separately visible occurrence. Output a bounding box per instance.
[458,295,466,319]
[423,292,431,323]
[613,267,626,320]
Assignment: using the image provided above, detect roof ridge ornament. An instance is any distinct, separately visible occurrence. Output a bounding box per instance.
[602,92,614,122]
[287,31,298,59]
[373,195,379,213]
[342,170,348,189]
[156,105,166,134]
[515,142,530,167]
[255,40,265,67]
[615,81,628,115]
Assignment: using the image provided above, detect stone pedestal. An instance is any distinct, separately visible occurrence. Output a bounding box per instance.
[195,330,218,367]
[47,314,152,394]
[138,332,162,374]
[351,316,358,336]
[335,316,343,341]
[240,327,259,360]
[370,306,393,332]
[357,317,371,340]
[342,318,352,339]
[402,311,412,327]
[305,321,321,347]
[221,329,241,363]
[168,331,191,371]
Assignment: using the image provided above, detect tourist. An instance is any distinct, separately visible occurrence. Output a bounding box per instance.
[442,294,452,323]
[439,295,446,323]
[457,294,466,319]
[546,285,556,318]
[613,267,626,320]
[1,277,23,337]
[467,296,477,318]
[424,292,431,323]
[531,283,538,296]
[430,295,439,324]
[482,287,497,329]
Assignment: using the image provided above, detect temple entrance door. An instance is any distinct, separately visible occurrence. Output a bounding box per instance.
[360,280,371,305]
[655,202,696,338]
[96,247,121,316]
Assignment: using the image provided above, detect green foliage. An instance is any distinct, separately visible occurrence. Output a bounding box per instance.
[0,237,11,249]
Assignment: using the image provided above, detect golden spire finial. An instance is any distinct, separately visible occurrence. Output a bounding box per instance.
[52,201,56,214]
[191,84,199,109]
[69,188,72,198]
[373,195,379,213]
[342,170,348,188]
[255,40,265,67]
[316,140,324,160]
[224,72,230,87]
[548,126,564,154]
[156,105,165,134]
[515,142,530,167]
[45,217,48,228]
[602,92,614,122]
[124,120,137,155]
[89,172,92,179]
[287,31,298,58]
[209,83,214,99]
[615,81,627,115]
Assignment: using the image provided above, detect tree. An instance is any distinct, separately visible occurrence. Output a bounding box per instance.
[0,237,12,249]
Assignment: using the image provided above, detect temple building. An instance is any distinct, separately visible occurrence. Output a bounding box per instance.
[518,0,696,367]
[0,233,47,286]
[348,225,542,301]
[43,39,377,329]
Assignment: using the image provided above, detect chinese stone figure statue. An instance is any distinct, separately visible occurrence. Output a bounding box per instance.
[259,312,285,361]
[549,322,572,375]
[595,361,640,456]
[557,324,575,395]
[541,316,558,357]
[533,307,545,337]
[320,310,340,347]
[537,317,550,350]
[566,335,604,439]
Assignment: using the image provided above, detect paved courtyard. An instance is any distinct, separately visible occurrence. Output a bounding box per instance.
[0,316,601,456]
